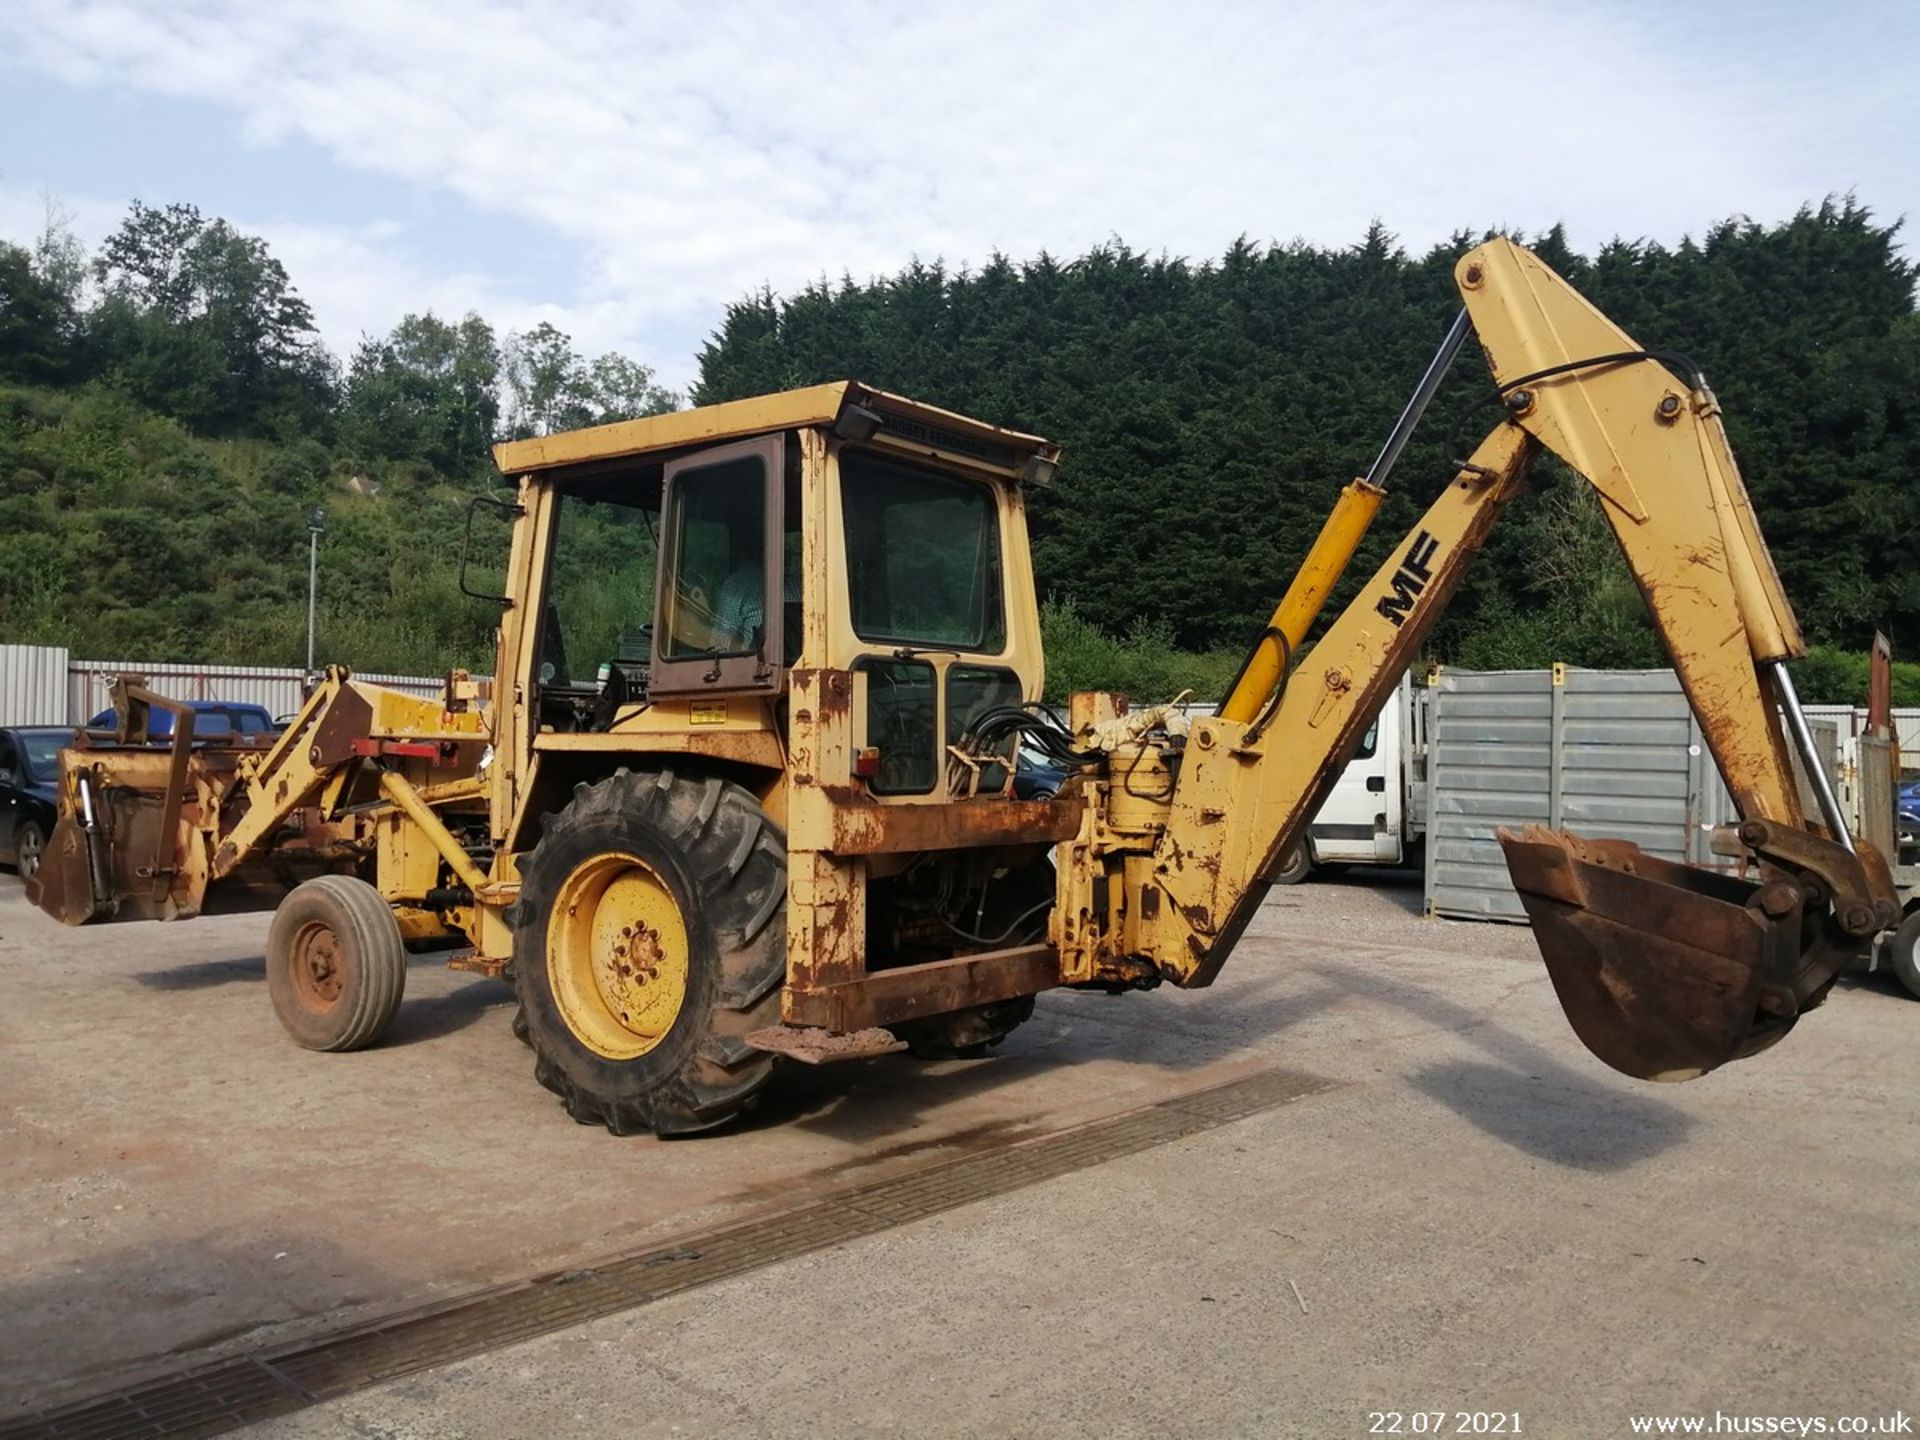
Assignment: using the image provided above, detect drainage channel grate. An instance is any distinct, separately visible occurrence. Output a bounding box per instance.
[4,1066,1338,1439]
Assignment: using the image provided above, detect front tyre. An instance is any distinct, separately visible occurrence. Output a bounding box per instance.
[513,768,786,1136]
[267,875,407,1051]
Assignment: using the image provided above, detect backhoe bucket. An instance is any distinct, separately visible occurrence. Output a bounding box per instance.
[1497,826,1798,1082]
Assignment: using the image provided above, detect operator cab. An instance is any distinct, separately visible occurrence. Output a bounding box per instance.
[493,382,1056,803]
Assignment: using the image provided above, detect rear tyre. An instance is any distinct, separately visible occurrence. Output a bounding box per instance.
[1272,840,1313,885]
[267,875,407,1051]
[1889,909,1920,1000]
[512,768,786,1136]
[14,819,45,883]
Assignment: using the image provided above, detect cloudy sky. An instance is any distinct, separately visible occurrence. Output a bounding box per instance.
[1,0,1913,393]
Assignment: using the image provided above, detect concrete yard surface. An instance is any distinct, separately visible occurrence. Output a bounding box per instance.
[1,868,1915,1437]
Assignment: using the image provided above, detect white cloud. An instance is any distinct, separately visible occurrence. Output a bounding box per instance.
[1,0,1912,391]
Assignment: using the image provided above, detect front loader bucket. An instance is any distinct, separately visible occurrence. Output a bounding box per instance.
[26,812,111,925]
[1497,826,1800,1082]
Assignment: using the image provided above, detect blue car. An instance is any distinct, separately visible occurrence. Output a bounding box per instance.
[87,700,278,741]
[1013,741,1072,800]
[0,725,67,883]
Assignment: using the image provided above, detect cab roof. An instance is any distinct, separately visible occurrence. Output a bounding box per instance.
[491,380,1060,485]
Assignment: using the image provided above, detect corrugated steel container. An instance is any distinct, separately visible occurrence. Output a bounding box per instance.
[1425,668,1738,922]
[0,644,71,725]
[1423,670,1554,920]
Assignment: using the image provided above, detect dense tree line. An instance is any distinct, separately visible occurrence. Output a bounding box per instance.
[698,201,1920,689]
[0,195,1914,702]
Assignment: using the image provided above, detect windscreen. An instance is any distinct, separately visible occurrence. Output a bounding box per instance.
[841,454,1004,653]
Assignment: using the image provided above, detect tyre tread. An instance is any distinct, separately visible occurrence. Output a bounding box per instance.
[513,769,786,1136]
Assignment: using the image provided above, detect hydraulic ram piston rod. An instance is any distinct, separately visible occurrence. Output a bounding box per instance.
[1768,660,1856,854]
[1364,307,1474,491]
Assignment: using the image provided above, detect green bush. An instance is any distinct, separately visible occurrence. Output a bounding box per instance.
[1040,598,1241,704]
[1790,645,1920,706]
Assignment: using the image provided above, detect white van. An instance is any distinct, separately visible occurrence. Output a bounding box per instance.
[1272,673,1427,883]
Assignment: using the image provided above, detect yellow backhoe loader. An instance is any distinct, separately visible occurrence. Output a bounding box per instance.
[28,238,1898,1134]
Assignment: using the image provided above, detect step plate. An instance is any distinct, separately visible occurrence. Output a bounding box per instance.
[744,1025,908,1064]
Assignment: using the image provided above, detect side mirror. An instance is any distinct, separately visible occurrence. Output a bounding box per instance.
[459,493,524,607]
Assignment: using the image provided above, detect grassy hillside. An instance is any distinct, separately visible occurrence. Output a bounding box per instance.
[0,383,503,674]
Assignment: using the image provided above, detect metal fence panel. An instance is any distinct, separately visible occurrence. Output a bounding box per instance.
[66,659,443,725]
[0,643,70,725]
[1559,667,1702,865]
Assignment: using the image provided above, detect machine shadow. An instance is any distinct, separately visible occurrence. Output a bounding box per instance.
[1832,967,1914,1002]
[742,966,1337,1143]
[133,951,507,1045]
[1407,1059,1691,1172]
[381,974,515,1047]
[1316,957,1695,1171]
[134,954,266,990]
[0,1227,376,1422]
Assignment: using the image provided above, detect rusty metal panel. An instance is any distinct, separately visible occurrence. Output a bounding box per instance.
[783,943,1059,1031]
[0,643,69,725]
[824,791,1083,855]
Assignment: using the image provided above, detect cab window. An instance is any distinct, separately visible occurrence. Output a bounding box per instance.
[651,435,786,696]
[542,489,659,688]
[841,453,1004,653]
[662,457,767,660]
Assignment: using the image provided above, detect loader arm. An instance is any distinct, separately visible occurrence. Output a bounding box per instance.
[1059,237,1896,1082]
[31,667,494,928]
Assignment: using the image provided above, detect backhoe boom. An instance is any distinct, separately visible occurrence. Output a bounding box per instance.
[1055,237,1896,1082]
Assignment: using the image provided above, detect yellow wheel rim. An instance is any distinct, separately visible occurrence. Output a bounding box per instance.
[547,851,690,1060]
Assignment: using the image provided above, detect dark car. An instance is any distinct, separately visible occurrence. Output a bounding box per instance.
[86,700,278,741]
[1012,740,1072,800]
[0,726,69,883]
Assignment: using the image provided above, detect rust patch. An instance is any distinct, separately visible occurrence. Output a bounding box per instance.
[785,943,1059,1030]
[819,790,1083,856]
[817,668,854,718]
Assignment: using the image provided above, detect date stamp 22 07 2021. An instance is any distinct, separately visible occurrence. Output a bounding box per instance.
[1368,1413,1523,1435]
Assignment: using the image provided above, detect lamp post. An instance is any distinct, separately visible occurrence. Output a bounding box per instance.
[305,506,327,677]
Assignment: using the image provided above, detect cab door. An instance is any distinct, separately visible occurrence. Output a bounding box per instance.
[651,435,787,696]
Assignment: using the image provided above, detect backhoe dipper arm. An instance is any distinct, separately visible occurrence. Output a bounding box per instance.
[1067,237,1895,1083]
